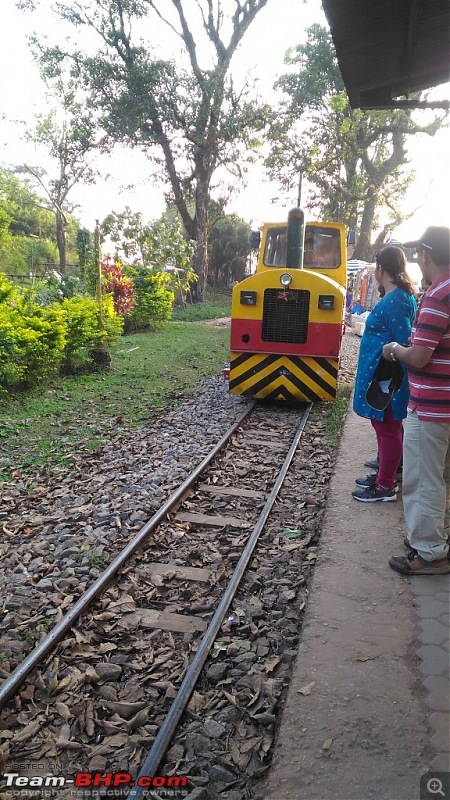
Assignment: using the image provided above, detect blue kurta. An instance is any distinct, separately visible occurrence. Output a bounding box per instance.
[353,288,417,421]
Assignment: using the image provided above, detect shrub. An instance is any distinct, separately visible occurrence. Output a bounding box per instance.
[102,293,125,343]
[0,276,22,390]
[0,294,67,392]
[125,267,174,332]
[101,258,135,317]
[0,271,123,393]
[0,273,17,304]
[61,294,123,374]
[0,317,23,389]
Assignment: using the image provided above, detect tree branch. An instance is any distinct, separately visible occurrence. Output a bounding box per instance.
[23,164,67,221]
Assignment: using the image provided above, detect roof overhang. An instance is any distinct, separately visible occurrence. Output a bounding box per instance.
[321,0,450,109]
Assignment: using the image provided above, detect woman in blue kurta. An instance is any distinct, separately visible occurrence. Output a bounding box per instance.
[352,246,417,502]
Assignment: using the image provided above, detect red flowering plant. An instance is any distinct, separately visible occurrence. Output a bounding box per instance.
[101,257,135,317]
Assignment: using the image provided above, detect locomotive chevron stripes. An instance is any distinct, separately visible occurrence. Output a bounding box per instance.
[229,352,339,402]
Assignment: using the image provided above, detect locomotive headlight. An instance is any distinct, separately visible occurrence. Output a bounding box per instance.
[280,273,292,287]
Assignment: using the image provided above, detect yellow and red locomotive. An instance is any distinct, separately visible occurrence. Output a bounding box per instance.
[229,208,351,403]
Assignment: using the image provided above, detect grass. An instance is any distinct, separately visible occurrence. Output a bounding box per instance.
[171,289,231,321]
[324,384,353,446]
[0,293,231,482]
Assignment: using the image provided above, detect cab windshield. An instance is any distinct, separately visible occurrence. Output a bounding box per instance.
[263,225,341,269]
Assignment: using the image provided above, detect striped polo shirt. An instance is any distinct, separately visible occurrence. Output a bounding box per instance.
[408,273,450,421]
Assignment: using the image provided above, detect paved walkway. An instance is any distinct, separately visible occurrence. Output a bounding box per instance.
[264,405,449,800]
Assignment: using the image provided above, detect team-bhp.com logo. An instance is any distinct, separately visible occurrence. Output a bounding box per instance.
[3,773,188,790]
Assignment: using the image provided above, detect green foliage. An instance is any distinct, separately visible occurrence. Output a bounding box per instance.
[15,301,67,383]
[21,71,108,271]
[0,206,12,252]
[0,276,20,389]
[0,273,17,304]
[171,290,231,321]
[0,166,60,275]
[0,167,54,239]
[208,215,252,288]
[0,287,67,392]
[267,24,445,258]
[0,319,23,389]
[61,294,123,373]
[0,269,122,393]
[31,274,86,305]
[76,227,94,269]
[33,1,272,296]
[101,294,124,343]
[102,210,196,297]
[124,268,174,332]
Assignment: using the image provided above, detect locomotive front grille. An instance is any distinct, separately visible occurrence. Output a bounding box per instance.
[261,289,310,343]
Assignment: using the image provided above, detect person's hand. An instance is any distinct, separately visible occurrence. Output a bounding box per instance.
[382,342,399,361]
[382,343,392,360]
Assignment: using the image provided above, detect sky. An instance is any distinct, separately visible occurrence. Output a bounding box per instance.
[0,0,449,243]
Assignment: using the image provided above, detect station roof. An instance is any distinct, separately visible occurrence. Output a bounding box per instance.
[321,0,450,109]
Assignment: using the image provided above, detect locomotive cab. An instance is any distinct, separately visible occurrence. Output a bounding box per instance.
[261,221,347,289]
[229,211,349,403]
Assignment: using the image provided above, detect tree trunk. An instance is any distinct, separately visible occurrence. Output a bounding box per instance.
[353,190,378,261]
[56,209,67,273]
[193,220,208,302]
[192,170,210,302]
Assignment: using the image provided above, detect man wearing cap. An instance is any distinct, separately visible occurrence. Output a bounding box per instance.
[382,226,450,575]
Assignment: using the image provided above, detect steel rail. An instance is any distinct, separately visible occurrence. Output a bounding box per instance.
[0,404,254,709]
[128,403,312,799]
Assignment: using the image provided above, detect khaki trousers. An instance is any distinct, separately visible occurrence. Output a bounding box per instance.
[403,410,450,561]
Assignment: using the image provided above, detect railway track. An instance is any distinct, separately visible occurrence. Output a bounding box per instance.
[0,400,337,799]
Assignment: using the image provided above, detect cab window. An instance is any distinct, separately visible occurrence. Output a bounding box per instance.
[304,226,341,269]
[263,227,287,266]
[263,225,341,269]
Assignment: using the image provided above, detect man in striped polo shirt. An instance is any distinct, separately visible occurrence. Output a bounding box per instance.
[381,226,449,575]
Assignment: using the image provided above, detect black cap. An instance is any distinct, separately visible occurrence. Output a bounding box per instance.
[403,226,450,265]
[365,357,404,411]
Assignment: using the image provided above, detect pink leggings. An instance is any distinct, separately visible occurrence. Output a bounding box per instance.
[370,404,403,488]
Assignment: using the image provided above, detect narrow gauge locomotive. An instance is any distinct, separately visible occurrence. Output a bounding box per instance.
[229,208,351,403]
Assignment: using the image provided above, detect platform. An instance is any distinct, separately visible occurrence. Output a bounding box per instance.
[264,403,449,800]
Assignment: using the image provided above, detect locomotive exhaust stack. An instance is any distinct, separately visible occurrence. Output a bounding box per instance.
[286,207,305,270]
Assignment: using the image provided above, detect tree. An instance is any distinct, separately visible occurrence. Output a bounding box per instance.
[266,24,445,259]
[76,227,94,271]
[208,213,252,287]
[0,166,54,239]
[21,88,107,272]
[23,0,272,299]
[0,166,60,275]
[102,208,195,272]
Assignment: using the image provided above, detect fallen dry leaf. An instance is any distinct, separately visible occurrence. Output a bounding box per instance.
[12,720,41,744]
[298,681,315,696]
[264,656,281,673]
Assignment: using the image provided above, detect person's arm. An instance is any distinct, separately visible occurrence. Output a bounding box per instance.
[382,291,448,368]
[381,341,434,368]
